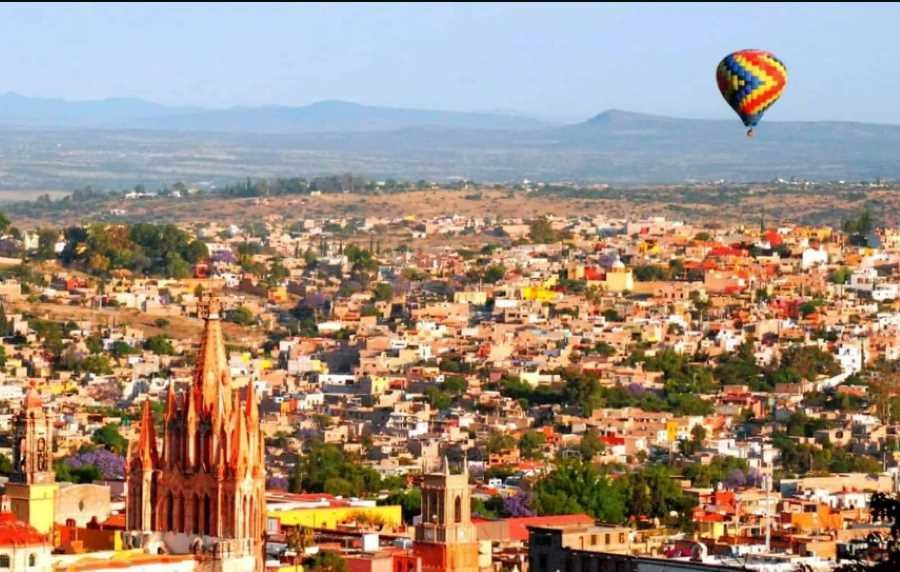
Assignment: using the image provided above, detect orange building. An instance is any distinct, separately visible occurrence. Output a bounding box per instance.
[779,499,843,533]
[126,295,267,569]
[413,460,479,572]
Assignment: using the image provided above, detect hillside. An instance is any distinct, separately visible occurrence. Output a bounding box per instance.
[0,95,899,185]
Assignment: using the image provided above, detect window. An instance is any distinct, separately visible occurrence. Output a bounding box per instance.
[266,518,279,534]
[193,494,201,534]
[0,555,9,568]
[166,493,174,531]
[605,533,611,545]
[591,534,598,546]
[619,532,626,544]
[29,554,36,567]
[454,495,462,524]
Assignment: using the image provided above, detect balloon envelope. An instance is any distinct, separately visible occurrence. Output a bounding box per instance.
[717,50,787,128]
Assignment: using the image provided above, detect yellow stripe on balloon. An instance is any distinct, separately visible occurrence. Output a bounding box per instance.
[732,54,776,110]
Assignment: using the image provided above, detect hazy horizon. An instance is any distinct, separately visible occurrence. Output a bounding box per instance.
[1,3,898,123]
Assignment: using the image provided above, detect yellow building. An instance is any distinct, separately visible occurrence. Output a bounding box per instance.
[638,240,661,256]
[665,420,680,444]
[267,492,403,532]
[364,376,392,395]
[521,285,556,302]
[454,291,488,305]
[8,387,58,535]
[268,285,289,303]
[604,262,634,293]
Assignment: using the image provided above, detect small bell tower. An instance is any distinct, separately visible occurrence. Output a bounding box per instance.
[8,384,57,534]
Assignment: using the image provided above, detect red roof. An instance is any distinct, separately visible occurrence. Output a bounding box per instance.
[473,514,594,541]
[764,230,783,246]
[709,246,745,258]
[584,267,605,281]
[0,513,46,546]
[101,514,126,529]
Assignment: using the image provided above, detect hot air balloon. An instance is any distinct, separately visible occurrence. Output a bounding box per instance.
[716,49,787,137]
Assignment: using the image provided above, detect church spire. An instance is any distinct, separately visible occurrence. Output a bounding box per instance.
[137,400,159,468]
[194,294,233,421]
[164,382,178,422]
[245,380,258,425]
[127,292,266,564]
[23,382,42,411]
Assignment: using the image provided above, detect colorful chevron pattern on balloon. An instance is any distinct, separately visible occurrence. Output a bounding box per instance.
[717,49,787,130]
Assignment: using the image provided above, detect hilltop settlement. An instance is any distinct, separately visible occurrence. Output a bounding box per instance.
[0,202,895,572]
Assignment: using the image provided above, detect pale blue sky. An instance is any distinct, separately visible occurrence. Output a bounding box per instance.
[0,2,896,122]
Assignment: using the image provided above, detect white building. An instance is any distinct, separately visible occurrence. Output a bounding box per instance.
[800,247,828,270]
[0,513,51,572]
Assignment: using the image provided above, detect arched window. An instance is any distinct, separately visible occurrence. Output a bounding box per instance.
[249,498,255,539]
[28,553,36,567]
[230,494,239,537]
[243,496,249,537]
[203,494,211,535]
[454,495,462,523]
[179,494,187,533]
[193,494,201,534]
[166,493,174,531]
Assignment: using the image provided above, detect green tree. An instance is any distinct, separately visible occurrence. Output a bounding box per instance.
[830,266,852,284]
[529,217,567,244]
[714,342,764,389]
[602,309,622,322]
[531,460,627,523]
[92,424,127,455]
[483,265,506,284]
[381,488,421,523]
[303,550,348,572]
[372,283,393,302]
[163,252,191,279]
[323,477,356,497]
[633,264,668,282]
[85,335,104,355]
[424,387,452,410]
[681,425,707,456]
[289,441,383,497]
[776,345,840,382]
[484,432,517,455]
[623,464,696,526]
[226,306,256,326]
[590,342,616,357]
[443,375,467,395]
[80,355,113,375]
[183,240,209,264]
[518,430,546,460]
[682,456,749,488]
[143,335,176,355]
[286,526,315,566]
[34,228,59,260]
[109,341,137,358]
[578,429,605,461]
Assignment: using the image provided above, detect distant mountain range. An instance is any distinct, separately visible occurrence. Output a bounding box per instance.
[0,93,546,132]
[1,93,900,184]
